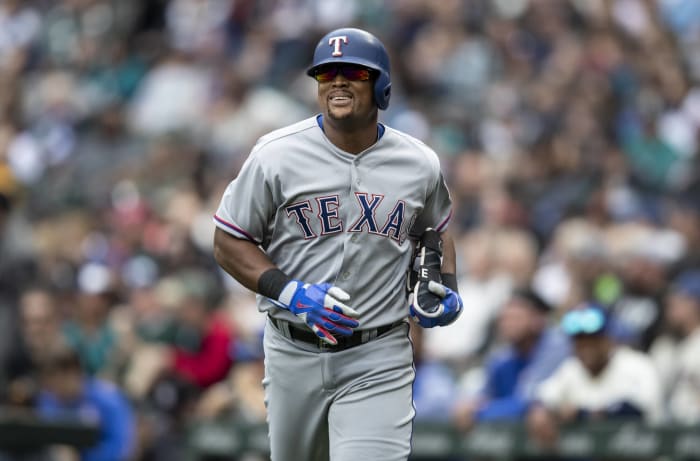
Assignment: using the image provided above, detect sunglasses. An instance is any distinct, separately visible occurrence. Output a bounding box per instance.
[561,307,607,336]
[313,65,372,83]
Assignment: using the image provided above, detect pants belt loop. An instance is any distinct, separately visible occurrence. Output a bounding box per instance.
[368,328,378,341]
[280,319,292,339]
[361,330,370,343]
[271,317,293,340]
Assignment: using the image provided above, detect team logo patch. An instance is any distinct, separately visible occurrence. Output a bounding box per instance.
[328,35,348,57]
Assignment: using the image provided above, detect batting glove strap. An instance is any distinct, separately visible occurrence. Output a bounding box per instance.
[410,281,463,328]
[278,281,360,345]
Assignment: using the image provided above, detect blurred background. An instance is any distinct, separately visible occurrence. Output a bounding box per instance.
[1,0,699,460]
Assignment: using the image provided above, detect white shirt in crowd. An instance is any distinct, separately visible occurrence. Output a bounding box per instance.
[536,346,664,424]
[650,328,700,424]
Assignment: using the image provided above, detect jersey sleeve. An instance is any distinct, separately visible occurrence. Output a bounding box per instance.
[409,156,452,238]
[214,149,274,245]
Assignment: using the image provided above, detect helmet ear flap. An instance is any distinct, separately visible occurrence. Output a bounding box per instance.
[374,72,391,110]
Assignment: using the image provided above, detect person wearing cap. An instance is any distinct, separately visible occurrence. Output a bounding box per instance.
[649,270,700,424]
[452,289,570,430]
[527,303,663,446]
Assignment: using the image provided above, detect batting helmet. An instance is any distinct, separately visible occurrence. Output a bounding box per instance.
[307,28,391,110]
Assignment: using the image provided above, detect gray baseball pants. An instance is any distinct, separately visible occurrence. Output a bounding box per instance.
[262,318,415,461]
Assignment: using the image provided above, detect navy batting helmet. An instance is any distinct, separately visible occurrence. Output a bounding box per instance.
[307,28,391,110]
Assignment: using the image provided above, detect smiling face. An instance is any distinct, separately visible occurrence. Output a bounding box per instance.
[315,64,378,128]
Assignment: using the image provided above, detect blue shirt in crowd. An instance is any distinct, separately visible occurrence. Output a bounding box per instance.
[413,360,458,421]
[36,378,134,461]
[476,327,571,421]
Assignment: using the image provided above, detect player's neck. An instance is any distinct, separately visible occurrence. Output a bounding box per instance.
[323,117,379,155]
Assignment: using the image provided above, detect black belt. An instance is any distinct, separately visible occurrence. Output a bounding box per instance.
[269,317,405,352]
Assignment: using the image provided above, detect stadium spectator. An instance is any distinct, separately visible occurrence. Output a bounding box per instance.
[195,326,266,423]
[168,269,234,390]
[62,263,122,377]
[3,287,69,407]
[603,223,684,350]
[532,218,608,313]
[36,349,135,461]
[452,288,570,430]
[528,304,663,446]
[142,270,235,420]
[650,270,700,424]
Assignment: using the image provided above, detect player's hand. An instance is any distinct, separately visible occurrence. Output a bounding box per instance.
[278,281,360,345]
[410,281,463,328]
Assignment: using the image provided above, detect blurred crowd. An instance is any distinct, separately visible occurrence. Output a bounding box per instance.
[1,0,700,460]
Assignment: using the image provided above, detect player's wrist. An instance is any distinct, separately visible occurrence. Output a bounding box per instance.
[441,273,458,293]
[277,280,303,307]
[258,268,293,300]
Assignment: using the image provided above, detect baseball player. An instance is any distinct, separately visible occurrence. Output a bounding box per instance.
[213,27,463,461]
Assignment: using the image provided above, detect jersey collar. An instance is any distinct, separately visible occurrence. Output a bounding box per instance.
[316,114,385,141]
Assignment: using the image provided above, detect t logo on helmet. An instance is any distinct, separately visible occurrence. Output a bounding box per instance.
[328,35,348,57]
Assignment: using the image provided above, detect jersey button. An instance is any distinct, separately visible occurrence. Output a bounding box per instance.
[355,179,361,185]
[350,235,358,242]
[341,271,351,280]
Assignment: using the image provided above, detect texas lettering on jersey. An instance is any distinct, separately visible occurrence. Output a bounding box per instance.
[285,192,407,243]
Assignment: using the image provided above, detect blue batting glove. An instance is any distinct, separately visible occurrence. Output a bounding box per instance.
[410,281,463,328]
[277,281,360,345]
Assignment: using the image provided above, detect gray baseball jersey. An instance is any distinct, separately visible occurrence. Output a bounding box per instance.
[214,115,452,329]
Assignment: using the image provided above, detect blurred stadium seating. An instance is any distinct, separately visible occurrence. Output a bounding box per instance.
[1,1,699,460]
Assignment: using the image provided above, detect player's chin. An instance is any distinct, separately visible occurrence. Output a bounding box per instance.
[326,105,355,120]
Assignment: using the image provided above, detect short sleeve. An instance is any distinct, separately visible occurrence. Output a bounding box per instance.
[213,151,274,245]
[409,167,452,238]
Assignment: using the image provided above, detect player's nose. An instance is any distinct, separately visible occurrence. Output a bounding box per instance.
[331,74,349,85]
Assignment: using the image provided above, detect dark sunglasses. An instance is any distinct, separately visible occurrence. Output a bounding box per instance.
[561,307,607,336]
[313,65,372,83]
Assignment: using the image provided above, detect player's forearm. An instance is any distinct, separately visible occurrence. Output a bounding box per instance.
[213,227,277,293]
[439,229,458,291]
